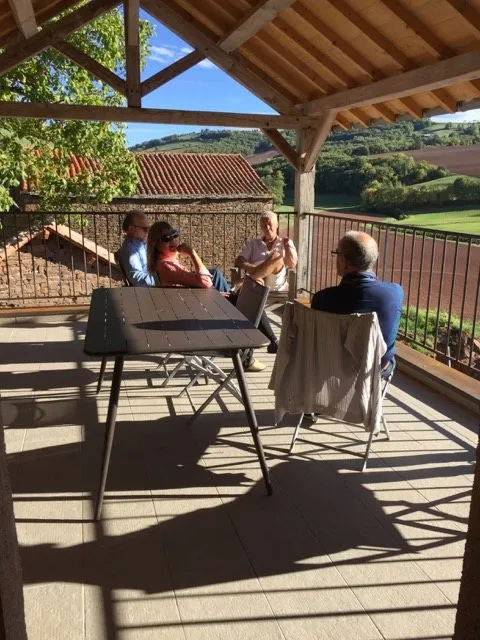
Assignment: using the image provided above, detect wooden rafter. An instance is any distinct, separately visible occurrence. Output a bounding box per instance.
[141,0,298,114]
[302,50,480,114]
[0,100,327,128]
[0,0,121,78]
[8,0,37,39]
[379,0,478,103]
[285,4,423,122]
[444,0,480,36]
[301,111,337,172]
[124,0,141,107]
[220,0,297,52]
[54,40,127,96]
[325,0,457,116]
[261,128,300,171]
[141,50,205,96]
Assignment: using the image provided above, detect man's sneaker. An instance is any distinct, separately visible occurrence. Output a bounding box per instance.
[247,359,266,372]
[267,341,278,354]
[304,413,320,423]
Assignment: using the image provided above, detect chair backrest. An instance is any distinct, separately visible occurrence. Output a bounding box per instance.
[114,250,131,287]
[235,276,270,328]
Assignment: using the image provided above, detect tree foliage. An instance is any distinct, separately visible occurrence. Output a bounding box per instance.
[0,3,153,211]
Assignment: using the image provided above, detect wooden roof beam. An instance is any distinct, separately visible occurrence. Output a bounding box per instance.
[220,0,297,52]
[261,128,300,171]
[0,100,327,129]
[141,50,205,96]
[124,0,141,107]
[8,0,37,39]
[54,40,127,96]
[301,110,337,172]
[302,50,480,114]
[0,0,121,77]
[141,0,299,114]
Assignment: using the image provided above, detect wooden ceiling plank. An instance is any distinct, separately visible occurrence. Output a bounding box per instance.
[0,0,121,77]
[220,0,297,52]
[141,50,205,96]
[444,0,480,36]
[261,128,301,170]
[380,0,452,58]
[302,49,480,113]
[54,40,127,96]
[287,5,375,79]
[429,87,457,112]
[141,0,299,113]
[398,95,424,118]
[8,0,37,39]
[125,0,141,107]
[0,99,329,128]
[348,108,371,127]
[324,0,410,69]
[371,102,396,123]
[302,110,337,172]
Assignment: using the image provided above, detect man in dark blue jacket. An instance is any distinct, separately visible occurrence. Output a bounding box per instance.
[311,230,403,378]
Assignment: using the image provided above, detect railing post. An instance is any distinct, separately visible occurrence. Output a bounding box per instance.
[293,128,315,297]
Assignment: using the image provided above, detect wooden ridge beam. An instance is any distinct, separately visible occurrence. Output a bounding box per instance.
[54,41,126,96]
[301,111,337,172]
[220,0,297,52]
[141,0,298,114]
[141,50,204,96]
[0,0,121,77]
[261,128,300,170]
[302,50,480,114]
[124,0,141,107]
[0,100,326,128]
[8,0,37,39]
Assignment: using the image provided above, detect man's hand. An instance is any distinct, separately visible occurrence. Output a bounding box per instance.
[282,236,291,248]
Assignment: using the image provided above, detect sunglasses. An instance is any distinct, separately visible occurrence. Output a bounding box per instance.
[161,229,179,242]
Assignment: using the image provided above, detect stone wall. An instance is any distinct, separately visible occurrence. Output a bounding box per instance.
[0,233,123,307]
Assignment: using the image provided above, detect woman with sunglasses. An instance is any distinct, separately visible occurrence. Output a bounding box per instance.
[146,221,230,291]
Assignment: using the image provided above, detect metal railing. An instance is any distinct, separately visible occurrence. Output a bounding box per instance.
[1,208,478,377]
[303,212,480,378]
[0,210,294,306]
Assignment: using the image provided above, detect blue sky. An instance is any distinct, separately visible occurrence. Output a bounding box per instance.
[127,11,480,148]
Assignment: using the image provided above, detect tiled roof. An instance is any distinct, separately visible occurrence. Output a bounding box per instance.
[136,152,271,198]
[21,152,271,199]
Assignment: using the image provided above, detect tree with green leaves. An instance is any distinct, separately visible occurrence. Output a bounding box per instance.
[262,169,285,205]
[0,3,153,211]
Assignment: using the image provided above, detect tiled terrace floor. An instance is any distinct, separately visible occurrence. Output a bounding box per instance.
[1,312,478,640]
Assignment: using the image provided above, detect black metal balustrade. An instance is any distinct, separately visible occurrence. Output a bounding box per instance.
[0,208,478,376]
[302,212,480,378]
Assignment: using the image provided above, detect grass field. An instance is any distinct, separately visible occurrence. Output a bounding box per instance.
[276,193,363,214]
[409,174,480,189]
[385,209,480,235]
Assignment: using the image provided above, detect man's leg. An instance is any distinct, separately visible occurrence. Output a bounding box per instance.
[258,312,279,353]
[209,267,231,293]
[226,292,265,371]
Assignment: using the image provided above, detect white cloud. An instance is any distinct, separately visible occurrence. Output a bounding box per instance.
[432,108,480,123]
[148,42,216,70]
[198,58,216,69]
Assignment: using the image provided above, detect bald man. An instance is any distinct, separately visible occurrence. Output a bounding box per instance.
[312,231,403,378]
[117,211,156,287]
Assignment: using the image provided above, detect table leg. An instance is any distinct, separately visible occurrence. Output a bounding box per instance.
[95,355,125,520]
[232,350,272,496]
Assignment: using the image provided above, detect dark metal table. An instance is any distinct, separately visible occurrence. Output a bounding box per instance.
[84,287,272,519]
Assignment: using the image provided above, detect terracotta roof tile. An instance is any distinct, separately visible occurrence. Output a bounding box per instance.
[136,152,271,198]
[20,151,271,199]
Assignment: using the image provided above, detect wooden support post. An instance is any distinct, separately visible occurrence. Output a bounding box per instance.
[293,128,316,298]
[124,0,141,108]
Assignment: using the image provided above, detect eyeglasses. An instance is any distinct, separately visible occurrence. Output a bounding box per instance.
[331,250,342,256]
[161,229,179,242]
[133,224,150,231]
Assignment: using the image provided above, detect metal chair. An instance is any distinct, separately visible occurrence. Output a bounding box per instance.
[187,276,270,422]
[289,367,393,471]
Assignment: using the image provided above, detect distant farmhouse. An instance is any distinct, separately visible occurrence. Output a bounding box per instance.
[1,153,273,306]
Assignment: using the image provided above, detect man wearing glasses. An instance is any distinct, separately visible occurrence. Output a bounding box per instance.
[117,211,156,287]
[312,230,403,379]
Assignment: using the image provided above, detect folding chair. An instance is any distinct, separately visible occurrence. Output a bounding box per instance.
[289,366,394,471]
[187,276,270,422]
